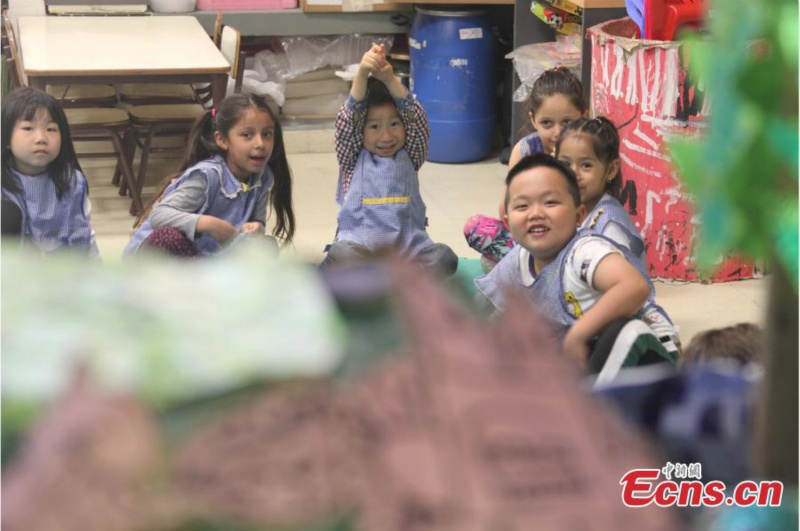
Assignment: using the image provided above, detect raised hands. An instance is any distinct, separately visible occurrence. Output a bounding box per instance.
[357,43,394,84]
[351,42,407,102]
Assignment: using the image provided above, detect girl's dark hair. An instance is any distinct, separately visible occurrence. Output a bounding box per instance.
[505,152,581,208]
[1,87,82,199]
[523,67,586,135]
[364,76,395,111]
[555,116,622,199]
[138,93,295,243]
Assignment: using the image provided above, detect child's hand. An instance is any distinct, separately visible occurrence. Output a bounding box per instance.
[197,215,238,243]
[358,43,388,79]
[241,221,265,235]
[370,43,396,85]
[562,328,590,370]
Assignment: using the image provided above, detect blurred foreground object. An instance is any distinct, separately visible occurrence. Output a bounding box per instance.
[2,258,681,531]
[666,0,798,488]
[1,243,346,406]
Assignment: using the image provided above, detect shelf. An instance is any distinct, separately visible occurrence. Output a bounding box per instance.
[153,9,411,35]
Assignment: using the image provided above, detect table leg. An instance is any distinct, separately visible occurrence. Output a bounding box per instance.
[29,76,46,91]
[107,128,143,216]
[211,74,227,108]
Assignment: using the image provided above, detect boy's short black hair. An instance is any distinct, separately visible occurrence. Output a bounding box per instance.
[364,76,395,110]
[505,153,581,207]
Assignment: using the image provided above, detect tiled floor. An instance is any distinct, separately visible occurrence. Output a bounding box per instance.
[79,128,769,345]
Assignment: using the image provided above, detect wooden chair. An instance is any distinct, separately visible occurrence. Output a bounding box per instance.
[46,84,118,107]
[121,24,245,203]
[219,24,245,94]
[3,30,143,214]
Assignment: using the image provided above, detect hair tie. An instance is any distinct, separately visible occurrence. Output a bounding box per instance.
[211,108,217,119]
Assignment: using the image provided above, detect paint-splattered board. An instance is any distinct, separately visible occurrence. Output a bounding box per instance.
[589,18,757,281]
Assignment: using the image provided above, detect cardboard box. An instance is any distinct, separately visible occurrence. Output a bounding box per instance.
[301,0,410,13]
[589,18,757,281]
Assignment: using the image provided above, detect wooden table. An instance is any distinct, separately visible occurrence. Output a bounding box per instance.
[17,15,231,108]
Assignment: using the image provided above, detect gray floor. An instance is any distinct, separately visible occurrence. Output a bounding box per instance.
[78,130,769,346]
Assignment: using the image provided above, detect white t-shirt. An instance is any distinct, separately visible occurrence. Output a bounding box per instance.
[518,236,677,340]
[600,221,637,255]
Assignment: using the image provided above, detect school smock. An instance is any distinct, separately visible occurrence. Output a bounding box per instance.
[335,148,434,257]
[582,193,645,268]
[334,93,429,205]
[1,169,99,257]
[517,131,545,158]
[474,228,676,345]
[124,155,272,256]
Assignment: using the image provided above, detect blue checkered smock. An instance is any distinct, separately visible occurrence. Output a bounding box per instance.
[335,148,434,257]
[518,131,545,158]
[125,156,272,256]
[583,193,646,268]
[475,228,671,337]
[2,169,96,255]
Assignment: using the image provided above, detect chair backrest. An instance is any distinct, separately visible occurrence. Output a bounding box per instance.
[4,46,22,89]
[219,24,244,93]
[212,10,223,48]
[2,13,26,88]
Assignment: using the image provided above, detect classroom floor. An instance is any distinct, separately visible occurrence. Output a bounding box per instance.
[78,127,769,345]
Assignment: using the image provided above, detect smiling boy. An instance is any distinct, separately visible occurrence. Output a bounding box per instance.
[475,153,679,369]
[322,43,457,277]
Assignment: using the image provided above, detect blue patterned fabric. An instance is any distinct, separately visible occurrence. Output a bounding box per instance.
[594,364,759,485]
[518,132,545,158]
[2,169,95,255]
[475,228,672,337]
[474,233,576,330]
[125,156,272,256]
[335,148,433,257]
[583,193,646,268]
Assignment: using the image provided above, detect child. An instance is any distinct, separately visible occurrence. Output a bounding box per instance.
[680,323,762,368]
[556,117,645,266]
[464,67,586,268]
[475,153,679,368]
[322,43,458,277]
[124,93,294,258]
[1,87,99,257]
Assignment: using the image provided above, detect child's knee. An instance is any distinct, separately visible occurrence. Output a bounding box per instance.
[141,226,199,258]
[436,244,459,277]
[463,215,483,237]
[322,240,371,267]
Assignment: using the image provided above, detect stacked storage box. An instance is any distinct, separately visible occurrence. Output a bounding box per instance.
[282,68,350,120]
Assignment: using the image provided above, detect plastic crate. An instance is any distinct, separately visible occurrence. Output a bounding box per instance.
[196,0,297,10]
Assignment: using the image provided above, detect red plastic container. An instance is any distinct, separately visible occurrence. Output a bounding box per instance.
[644,0,706,41]
[589,17,757,282]
[196,0,297,10]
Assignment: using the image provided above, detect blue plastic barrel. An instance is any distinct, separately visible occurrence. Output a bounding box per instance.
[409,7,496,163]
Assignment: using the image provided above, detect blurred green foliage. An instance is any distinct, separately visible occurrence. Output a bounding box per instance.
[669,0,798,288]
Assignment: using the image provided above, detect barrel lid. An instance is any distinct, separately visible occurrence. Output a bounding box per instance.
[414,5,488,17]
